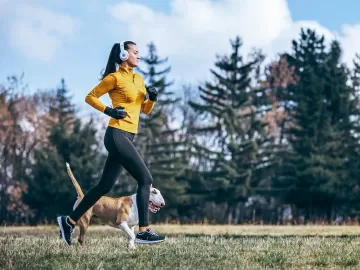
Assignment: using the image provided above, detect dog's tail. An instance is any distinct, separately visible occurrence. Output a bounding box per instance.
[66,162,84,198]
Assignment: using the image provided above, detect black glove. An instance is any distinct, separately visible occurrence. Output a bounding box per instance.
[104,106,127,119]
[146,85,158,101]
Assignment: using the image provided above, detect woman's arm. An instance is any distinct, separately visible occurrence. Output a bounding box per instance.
[85,74,117,113]
[141,98,155,115]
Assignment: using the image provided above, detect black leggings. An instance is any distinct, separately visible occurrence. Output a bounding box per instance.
[69,126,153,227]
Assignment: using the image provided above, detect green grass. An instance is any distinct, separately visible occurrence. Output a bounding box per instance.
[2,225,360,269]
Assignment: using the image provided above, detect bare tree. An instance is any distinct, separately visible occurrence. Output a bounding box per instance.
[0,74,55,224]
[262,56,299,143]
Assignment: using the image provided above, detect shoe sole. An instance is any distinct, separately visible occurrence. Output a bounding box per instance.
[57,216,70,247]
[135,239,165,244]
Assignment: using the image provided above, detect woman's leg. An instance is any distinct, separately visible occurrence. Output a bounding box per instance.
[57,127,124,246]
[68,153,123,222]
[109,128,165,243]
[111,131,153,228]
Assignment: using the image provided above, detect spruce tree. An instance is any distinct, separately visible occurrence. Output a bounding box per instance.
[342,54,360,214]
[277,29,353,221]
[189,36,273,223]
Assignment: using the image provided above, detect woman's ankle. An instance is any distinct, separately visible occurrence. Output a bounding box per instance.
[139,226,149,232]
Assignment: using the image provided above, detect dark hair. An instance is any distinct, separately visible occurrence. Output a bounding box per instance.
[101,41,136,80]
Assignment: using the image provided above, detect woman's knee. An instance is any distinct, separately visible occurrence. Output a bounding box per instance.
[139,173,153,186]
[96,182,113,195]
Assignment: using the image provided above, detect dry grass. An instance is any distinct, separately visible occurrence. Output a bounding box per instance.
[2,224,360,269]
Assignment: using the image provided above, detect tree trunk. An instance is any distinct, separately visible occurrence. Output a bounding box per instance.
[227,204,233,224]
[234,202,241,224]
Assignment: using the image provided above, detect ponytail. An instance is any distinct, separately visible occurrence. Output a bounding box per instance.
[101,43,121,80]
[100,41,137,80]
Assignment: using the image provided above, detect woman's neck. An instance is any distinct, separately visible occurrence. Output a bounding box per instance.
[120,62,131,69]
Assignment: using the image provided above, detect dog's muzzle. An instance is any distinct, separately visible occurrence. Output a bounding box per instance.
[148,201,165,213]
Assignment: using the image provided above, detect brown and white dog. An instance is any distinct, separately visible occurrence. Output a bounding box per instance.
[64,162,165,249]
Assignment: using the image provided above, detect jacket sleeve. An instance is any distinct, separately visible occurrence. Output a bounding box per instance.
[141,99,155,115]
[85,74,116,112]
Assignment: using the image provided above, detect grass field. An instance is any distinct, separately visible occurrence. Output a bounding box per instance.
[2,224,360,269]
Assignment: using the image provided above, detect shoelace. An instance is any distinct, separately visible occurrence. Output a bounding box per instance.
[148,228,159,236]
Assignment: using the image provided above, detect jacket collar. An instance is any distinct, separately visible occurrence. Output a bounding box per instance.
[118,65,134,74]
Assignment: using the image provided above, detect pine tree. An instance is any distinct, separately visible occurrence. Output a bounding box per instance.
[114,42,187,222]
[136,41,177,159]
[188,36,273,223]
[342,54,360,214]
[23,79,105,223]
[276,29,353,221]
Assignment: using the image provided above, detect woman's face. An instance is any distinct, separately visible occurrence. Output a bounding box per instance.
[126,44,140,67]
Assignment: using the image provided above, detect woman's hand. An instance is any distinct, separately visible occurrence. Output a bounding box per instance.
[104,106,127,119]
[146,85,158,101]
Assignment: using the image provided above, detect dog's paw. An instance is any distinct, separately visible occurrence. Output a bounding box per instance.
[128,242,136,250]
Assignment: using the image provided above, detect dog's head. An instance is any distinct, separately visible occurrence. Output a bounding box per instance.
[148,186,165,213]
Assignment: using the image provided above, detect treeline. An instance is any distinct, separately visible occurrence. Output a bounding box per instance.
[2,28,360,225]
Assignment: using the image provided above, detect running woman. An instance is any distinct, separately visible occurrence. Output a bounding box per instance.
[57,41,165,246]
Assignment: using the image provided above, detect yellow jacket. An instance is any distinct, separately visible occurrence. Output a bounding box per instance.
[85,66,155,134]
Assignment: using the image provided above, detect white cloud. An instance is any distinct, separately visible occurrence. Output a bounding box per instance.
[336,24,360,66]
[3,3,80,62]
[108,0,360,85]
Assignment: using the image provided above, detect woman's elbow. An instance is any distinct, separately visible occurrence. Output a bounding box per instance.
[142,108,151,115]
[85,94,92,105]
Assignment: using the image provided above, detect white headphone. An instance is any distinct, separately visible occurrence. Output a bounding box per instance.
[119,41,129,61]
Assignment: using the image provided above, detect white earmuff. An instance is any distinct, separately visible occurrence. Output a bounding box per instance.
[119,41,129,61]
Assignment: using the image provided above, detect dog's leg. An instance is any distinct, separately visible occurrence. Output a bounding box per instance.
[77,211,92,246]
[115,208,135,249]
[130,225,135,236]
[119,222,136,249]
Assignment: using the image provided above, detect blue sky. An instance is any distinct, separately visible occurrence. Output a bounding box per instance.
[1,0,360,115]
[288,0,360,31]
